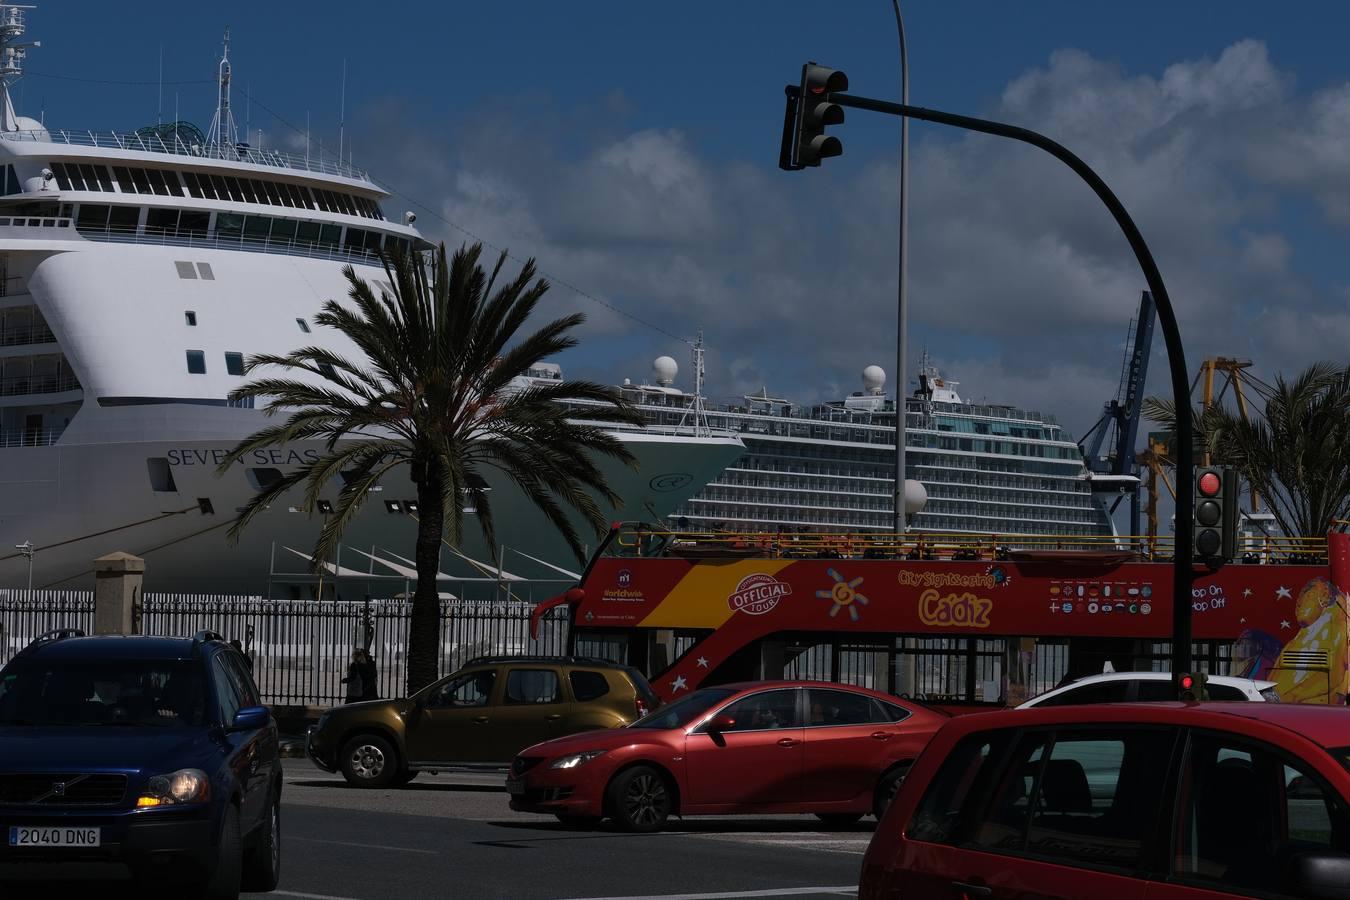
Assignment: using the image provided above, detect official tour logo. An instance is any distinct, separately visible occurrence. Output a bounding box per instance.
[728,573,792,616]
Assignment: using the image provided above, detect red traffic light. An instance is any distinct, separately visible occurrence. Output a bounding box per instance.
[1198,471,1221,497]
[1181,674,1195,691]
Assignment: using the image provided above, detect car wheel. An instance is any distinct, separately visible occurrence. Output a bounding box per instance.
[554,813,603,828]
[198,803,242,900]
[340,734,398,788]
[873,765,911,820]
[606,766,672,833]
[241,788,281,891]
[815,812,864,828]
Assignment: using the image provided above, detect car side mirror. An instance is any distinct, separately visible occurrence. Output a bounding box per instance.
[707,714,736,734]
[1290,850,1350,900]
[230,705,270,732]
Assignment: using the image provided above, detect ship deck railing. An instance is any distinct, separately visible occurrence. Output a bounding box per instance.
[609,526,1331,565]
[0,373,80,397]
[0,216,395,267]
[0,128,370,183]
[0,323,55,347]
[0,426,65,448]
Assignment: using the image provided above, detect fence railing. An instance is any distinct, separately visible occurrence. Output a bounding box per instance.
[0,590,571,708]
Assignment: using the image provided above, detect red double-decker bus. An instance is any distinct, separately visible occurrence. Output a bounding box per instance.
[533,525,1350,709]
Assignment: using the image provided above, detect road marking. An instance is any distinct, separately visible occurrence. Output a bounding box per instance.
[556,890,853,895]
[290,836,437,855]
[273,892,364,900]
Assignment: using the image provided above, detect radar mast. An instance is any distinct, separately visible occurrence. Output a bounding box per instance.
[207,28,237,147]
[0,3,38,133]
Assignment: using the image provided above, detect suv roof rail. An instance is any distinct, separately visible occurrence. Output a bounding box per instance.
[463,655,623,668]
[23,627,85,651]
[192,630,227,645]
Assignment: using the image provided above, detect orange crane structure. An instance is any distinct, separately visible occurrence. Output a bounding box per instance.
[1138,356,1275,546]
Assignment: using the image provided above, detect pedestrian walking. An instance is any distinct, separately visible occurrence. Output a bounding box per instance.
[358,648,379,701]
[341,649,365,704]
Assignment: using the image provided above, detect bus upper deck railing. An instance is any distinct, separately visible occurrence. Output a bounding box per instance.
[609,526,1331,565]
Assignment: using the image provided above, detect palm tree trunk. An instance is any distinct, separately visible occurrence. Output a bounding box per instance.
[407,455,445,694]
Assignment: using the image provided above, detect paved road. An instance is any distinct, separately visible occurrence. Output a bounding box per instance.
[246,760,868,900]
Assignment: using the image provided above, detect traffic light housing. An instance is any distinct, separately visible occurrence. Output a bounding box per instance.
[1193,466,1239,565]
[794,63,848,167]
[1177,671,1208,701]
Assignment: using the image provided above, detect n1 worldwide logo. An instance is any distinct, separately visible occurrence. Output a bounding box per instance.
[728,573,793,616]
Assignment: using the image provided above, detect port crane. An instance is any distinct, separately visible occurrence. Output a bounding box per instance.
[1078,291,1156,536]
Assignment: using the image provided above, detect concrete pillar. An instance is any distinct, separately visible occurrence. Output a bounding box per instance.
[93,552,144,635]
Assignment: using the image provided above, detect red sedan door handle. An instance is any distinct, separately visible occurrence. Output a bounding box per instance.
[471,715,489,724]
[870,731,892,741]
[777,737,800,747]
[952,881,992,897]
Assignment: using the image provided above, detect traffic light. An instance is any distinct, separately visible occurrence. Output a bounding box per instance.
[1177,671,1209,701]
[795,63,848,167]
[1193,466,1239,564]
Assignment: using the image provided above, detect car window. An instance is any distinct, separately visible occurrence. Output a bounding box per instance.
[1206,683,1246,701]
[908,731,1010,844]
[0,659,206,727]
[505,669,561,705]
[711,689,801,732]
[212,656,243,725]
[1135,679,1175,701]
[1175,733,1350,895]
[222,652,260,707]
[630,688,735,730]
[1034,680,1132,707]
[876,699,912,722]
[807,688,884,726]
[427,670,496,708]
[973,728,1175,870]
[569,670,610,702]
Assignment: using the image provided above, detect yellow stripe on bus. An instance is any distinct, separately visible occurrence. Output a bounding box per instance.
[637,559,797,630]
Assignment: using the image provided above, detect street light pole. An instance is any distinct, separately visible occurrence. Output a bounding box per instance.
[822,90,1196,679]
[890,0,909,537]
[15,541,33,591]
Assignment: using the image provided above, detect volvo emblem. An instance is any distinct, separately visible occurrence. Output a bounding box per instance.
[51,782,66,797]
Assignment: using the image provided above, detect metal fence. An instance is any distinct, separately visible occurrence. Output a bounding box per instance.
[0,589,95,661]
[0,590,571,707]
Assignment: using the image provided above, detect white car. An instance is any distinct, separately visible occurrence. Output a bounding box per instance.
[1019,671,1279,708]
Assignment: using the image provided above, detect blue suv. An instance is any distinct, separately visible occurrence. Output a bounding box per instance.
[0,629,280,898]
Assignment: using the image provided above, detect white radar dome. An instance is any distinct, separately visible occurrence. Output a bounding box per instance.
[862,365,886,395]
[903,479,928,516]
[652,356,678,386]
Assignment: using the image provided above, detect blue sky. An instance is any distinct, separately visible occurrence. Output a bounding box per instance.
[26,2,1350,441]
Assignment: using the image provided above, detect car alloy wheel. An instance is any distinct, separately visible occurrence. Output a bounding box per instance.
[624,772,669,828]
[350,742,387,780]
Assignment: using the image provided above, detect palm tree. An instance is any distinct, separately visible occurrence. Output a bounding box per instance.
[218,243,643,693]
[1143,362,1350,537]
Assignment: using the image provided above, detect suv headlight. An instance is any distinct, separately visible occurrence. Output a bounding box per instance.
[549,750,608,769]
[137,768,211,807]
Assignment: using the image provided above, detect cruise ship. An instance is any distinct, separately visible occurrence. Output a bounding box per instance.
[0,11,744,594]
[591,348,1115,540]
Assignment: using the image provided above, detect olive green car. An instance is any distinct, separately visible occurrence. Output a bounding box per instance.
[306,656,659,787]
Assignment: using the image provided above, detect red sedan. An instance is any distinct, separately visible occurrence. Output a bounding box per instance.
[506,680,946,832]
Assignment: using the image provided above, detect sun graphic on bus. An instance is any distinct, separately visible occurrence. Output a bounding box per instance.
[817,568,868,622]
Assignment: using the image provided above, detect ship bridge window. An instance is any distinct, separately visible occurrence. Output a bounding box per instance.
[243,215,272,240]
[215,212,243,239]
[146,207,179,235]
[270,218,297,243]
[108,205,138,232]
[246,467,283,492]
[186,350,206,374]
[75,203,109,230]
[146,457,178,493]
[176,209,205,237]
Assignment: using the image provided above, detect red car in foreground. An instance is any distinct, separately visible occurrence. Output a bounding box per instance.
[861,702,1350,899]
[506,680,946,832]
